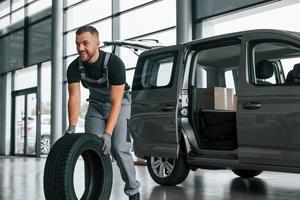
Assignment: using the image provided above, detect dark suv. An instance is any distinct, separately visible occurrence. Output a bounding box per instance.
[129,29,300,186]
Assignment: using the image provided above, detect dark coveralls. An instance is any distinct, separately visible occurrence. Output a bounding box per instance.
[74,51,140,196]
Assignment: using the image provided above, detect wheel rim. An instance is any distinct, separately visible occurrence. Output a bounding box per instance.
[150,157,175,178]
[41,137,50,154]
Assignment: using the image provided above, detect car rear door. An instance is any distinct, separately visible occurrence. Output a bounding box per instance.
[130,45,185,159]
[238,31,300,167]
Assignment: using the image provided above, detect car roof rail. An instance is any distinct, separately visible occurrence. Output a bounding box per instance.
[103,39,164,55]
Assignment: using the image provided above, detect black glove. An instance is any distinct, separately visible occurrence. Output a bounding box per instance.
[65,125,76,135]
[101,132,112,155]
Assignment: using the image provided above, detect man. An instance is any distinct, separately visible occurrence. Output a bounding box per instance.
[66,25,140,200]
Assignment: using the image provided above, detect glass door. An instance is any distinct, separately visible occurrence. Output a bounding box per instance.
[12,87,38,156]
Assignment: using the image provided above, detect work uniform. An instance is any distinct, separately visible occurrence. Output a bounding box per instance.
[67,50,140,196]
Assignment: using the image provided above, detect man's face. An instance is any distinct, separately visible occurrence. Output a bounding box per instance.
[76,32,99,62]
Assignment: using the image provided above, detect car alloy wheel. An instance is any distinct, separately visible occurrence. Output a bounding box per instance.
[147,154,190,186]
[150,157,175,178]
[41,136,50,154]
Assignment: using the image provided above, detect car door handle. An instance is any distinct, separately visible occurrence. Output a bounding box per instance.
[161,105,174,112]
[242,102,262,110]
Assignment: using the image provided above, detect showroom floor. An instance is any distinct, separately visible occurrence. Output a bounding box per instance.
[1,156,300,200]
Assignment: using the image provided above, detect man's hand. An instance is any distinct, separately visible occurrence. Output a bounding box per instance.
[101,132,112,155]
[65,125,76,135]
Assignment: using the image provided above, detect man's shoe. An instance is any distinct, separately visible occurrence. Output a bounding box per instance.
[129,192,140,200]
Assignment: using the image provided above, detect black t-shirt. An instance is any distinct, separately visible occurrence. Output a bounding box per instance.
[67,50,130,90]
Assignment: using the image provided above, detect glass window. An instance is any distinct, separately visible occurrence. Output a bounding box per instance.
[126,68,135,88]
[119,48,140,70]
[0,15,10,29]
[28,18,51,65]
[101,46,112,53]
[41,62,51,112]
[14,95,25,154]
[0,30,24,73]
[28,0,51,16]
[65,18,112,57]
[28,7,51,24]
[92,19,112,46]
[225,70,236,94]
[119,0,153,12]
[0,0,10,17]
[119,28,176,70]
[65,55,78,68]
[119,0,175,39]
[136,28,176,46]
[251,42,300,85]
[193,44,240,110]
[41,62,51,140]
[12,0,25,11]
[14,65,37,90]
[11,8,24,24]
[195,44,240,88]
[202,1,300,38]
[140,53,175,89]
[119,28,176,69]
[64,0,82,8]
[156,61,173,86]
[65,31,77,56]
[65,0,111,31]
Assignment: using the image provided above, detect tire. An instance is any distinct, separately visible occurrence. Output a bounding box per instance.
[147,155,190,186]
[41,135,50,155]
[43,133,112,200]
[232,169,262,178]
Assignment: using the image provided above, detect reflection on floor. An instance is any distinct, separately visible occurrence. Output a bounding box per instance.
[1,156,300,200]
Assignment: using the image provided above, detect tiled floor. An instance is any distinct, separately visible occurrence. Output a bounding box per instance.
[1,156,300,200]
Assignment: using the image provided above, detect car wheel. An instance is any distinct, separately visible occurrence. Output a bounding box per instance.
[44,133,112,200]
[232,169,262,178]
[41,135,50,155]
[147,155,190,186]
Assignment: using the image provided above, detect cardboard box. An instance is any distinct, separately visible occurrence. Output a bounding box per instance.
[196,87,234,110]
[232,95,237,111]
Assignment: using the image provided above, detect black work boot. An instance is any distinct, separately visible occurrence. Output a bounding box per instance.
[129,192,140,200]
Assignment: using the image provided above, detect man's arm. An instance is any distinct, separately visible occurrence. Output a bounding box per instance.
[68,83,81,126]
[105,84,125,135]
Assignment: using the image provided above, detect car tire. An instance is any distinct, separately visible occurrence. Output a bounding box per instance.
[43,133,112,200]
[41,135,50,155]
[232,169,262,178]
[147,155,190,186]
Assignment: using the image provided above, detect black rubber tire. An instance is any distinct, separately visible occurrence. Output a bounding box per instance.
[43,133,112,200]
[232,169,262,178]
[147,155,190,186]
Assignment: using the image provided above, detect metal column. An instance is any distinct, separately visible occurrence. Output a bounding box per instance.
[193,22,203,40]
[112,0,120,55]
[0,75,7,155]
[176,0,192,44]
[50,0,64,146]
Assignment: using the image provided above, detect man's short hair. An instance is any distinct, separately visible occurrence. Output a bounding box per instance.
[76,25,99,37]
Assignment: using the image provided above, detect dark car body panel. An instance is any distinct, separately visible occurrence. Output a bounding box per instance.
[131,29,300,172]
[131,45,185,158]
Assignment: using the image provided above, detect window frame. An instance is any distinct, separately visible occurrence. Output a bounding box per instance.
[190,41,241,91]
[248,39,300,86]
[132,51,178,90]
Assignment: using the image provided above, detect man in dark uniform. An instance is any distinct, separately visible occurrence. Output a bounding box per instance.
[66,25,140,200]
